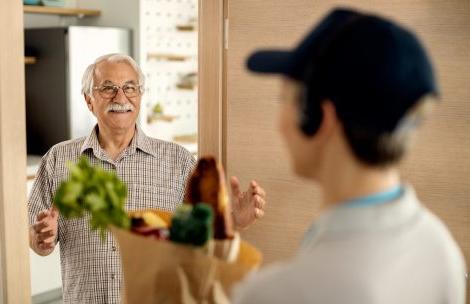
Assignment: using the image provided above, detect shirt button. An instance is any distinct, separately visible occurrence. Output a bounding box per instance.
[111,274,116,280]
[112,246,117,252]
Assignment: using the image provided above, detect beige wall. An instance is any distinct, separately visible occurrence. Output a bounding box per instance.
[198,0,470,297]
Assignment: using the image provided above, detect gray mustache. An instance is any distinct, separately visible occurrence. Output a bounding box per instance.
[106,103,135,112]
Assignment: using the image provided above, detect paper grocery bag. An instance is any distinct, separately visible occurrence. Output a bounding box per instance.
[111,211,262,304]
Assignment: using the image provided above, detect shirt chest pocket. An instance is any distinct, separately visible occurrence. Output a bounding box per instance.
[127,184,182,212]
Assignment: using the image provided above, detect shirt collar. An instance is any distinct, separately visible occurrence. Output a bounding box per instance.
[80,125,101,156]
[134,125,156,156]
[80,124,157,158]
[301,184,422,250]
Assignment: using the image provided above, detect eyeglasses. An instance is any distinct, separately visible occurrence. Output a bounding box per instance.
[93,83,142,99]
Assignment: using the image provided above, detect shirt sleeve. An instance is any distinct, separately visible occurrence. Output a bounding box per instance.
[445,238,467,304]
[27,149,56,238]
[179,146,197,186]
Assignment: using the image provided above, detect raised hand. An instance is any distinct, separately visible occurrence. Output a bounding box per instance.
[230,176,267,230]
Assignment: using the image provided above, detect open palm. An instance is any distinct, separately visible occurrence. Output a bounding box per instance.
[230,176,266,230]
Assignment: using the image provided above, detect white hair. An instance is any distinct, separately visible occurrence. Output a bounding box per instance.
[81,53,145,96]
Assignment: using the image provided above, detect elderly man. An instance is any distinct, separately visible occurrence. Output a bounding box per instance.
[28,53,266,304]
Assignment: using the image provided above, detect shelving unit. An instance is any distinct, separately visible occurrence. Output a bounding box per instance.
[141,0,198,149]
[24,56,37,65]
[23,5,101,17]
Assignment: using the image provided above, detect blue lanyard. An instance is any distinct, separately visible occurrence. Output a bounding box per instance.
[343,185,404,208]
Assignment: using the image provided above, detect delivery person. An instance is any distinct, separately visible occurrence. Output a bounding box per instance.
[233,8,466,304]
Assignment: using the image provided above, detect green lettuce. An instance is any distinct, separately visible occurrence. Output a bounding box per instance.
[53,156,130,239]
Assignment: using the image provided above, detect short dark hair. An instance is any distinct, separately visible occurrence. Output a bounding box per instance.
[339,99,434,167]
[342,123,406,167]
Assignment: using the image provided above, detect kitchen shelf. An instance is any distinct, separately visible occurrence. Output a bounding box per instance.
[25,56,37,65]
[176,83,196,90]
[176,24,195,32]
[147,53,190,62]
[173,133,197,144]
[23,5,101,17]
[147,113,179,123]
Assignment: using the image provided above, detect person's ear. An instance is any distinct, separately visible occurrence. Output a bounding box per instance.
[84,94,93,112]
[314,100,338,142]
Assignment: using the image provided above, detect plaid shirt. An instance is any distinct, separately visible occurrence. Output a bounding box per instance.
[28,126,196,304]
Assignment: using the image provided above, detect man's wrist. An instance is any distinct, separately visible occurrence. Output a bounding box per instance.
[231,211,246,231]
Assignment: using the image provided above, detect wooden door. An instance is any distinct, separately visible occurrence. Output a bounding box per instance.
[223,0,322,264]
[199,0,470,298]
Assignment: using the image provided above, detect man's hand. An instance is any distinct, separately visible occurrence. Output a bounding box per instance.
[30,207,58,256]
[230,177,267,230]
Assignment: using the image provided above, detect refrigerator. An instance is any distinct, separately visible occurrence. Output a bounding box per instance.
[25,26,131,156]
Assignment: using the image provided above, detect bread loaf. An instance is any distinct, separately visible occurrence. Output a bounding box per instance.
[185,157,234,239]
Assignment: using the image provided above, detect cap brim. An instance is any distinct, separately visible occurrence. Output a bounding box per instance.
[246,50,294,75]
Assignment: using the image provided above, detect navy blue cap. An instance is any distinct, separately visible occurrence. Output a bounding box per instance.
[247,8,438,133]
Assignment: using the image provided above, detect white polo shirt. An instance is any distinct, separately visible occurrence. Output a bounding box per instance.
[232,186,467,304]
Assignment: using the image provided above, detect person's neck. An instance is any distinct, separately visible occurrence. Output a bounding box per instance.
[96,124,136,161]
[317,146,400,211]
[321,166,400,210]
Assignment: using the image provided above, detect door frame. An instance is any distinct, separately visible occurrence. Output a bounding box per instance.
[0,0,31,303]
[198,0,226,163]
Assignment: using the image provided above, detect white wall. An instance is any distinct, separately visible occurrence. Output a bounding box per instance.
[29,248,62,295]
